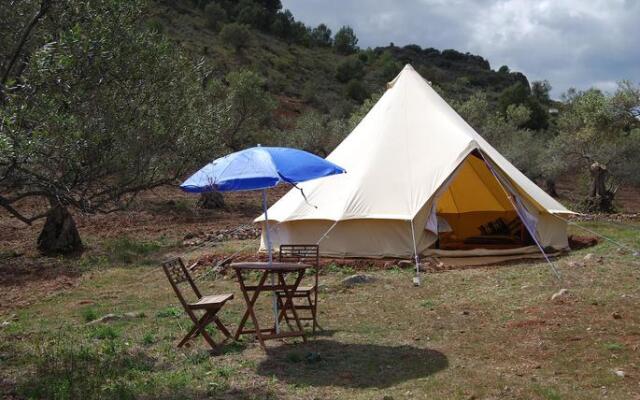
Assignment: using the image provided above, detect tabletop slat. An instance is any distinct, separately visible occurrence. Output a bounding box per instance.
[231,262,311,271]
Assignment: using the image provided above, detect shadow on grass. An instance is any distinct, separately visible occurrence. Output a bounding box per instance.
[256,339,448,388]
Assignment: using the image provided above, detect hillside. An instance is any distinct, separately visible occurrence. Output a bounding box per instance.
[151,0,532,122]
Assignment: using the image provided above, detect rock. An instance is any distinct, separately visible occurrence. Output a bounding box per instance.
[462,310,470,316]
[613,369,625,378]
[567,260,585,268]
[583,253,603,263]
[123,311,145,319]
[398,260,413,268]
[612,311,622,319]
[0,321,10,328]
[341,274,376,287]
[551,288,569,301]
[183,232,196,240]
[86,313,121,325]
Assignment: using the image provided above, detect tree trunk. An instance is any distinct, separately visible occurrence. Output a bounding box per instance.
[583,162,615,212]
[545,178,559,198]
[37,205,83,255]
[198,191,225,209]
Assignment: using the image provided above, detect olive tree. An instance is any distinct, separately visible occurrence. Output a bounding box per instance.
[548,83,640,212]
[0,0,220,254]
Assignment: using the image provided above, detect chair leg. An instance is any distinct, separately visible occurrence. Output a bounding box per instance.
[196,311,219,349]
[177,324,199,348]
[213,316,231,339]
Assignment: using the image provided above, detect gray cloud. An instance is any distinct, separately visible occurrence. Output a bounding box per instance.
[282,0,640,97]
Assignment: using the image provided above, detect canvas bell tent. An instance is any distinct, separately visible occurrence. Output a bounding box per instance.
[257,65,574,258]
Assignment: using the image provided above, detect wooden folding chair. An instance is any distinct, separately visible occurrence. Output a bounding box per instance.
[162,258,233,350]
[275,244,321,333]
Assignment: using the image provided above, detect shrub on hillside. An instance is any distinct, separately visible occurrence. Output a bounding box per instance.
[310,23,332,47]
[204,2,227,31]
[219,23,252,50]
[335,56,364,83]
[345,79,369,103]
[334,25,358,55]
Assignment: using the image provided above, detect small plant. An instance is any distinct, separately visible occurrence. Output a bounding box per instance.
[604,342,624,351]
[420,299,436,309]
[90,325,121,340]
[156,306,181,318]
[211,365,235,378]
[81,307,99,322]
[142,332,155,345]
[186,350,210,365]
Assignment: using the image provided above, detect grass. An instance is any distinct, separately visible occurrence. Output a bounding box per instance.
[1,221,639,399]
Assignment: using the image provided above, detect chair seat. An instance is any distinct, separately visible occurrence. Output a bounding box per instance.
[189,293,233,309]
[276,285,316,296]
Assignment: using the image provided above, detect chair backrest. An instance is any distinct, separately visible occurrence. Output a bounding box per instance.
[278,244,319,266]
[279,245,320,286]
[162,258,202,313]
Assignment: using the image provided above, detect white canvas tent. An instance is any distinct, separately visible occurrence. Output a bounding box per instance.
[257,65,574,258]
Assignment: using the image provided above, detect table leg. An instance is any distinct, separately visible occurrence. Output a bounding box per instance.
[234,269,269,348]
[277,270,307,342]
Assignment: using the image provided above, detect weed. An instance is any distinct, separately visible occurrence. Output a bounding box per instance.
[420,299,436,309]
[156,306,182,318]
[81,307,99,322]
[604,342,624,351]
[90,325,121,340]
[142,332,155,345]
[17,337,153,399]
[186,350,210,365]
[534,385,563,400]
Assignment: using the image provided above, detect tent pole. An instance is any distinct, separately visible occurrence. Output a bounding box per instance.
[478,151,562,281]
[262,189,279,334]
[410,219,421,285]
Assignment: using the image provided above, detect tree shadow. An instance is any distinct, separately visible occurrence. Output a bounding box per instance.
[256,339,448,389]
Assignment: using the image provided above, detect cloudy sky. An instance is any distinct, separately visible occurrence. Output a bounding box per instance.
[281,0,639,98]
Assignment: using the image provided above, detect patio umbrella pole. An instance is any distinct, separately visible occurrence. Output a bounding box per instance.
[262,189,279,334]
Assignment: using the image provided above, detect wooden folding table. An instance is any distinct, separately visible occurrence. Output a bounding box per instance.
[232,262,310,348]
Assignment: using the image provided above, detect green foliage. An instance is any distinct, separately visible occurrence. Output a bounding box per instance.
[204,2,227,31]
[17,336,158,399]
[278,111,347,156]
[334,25,359,55]
[345,79,369,103]
[455,92,547,179]
[81,308,99,323]
[376,50,402,81]
[90,325,121,340]
[104,237,162,265]
[142,332,155,345]
[1,0,221,239]
[549,84,640,186]
[219,69,276,150]
[219,22,252,50]
[310,23,332,47]
[335,56,365,83]
[156,306,182,318]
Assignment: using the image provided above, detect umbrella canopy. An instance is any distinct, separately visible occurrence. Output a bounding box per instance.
[180,146,346,193]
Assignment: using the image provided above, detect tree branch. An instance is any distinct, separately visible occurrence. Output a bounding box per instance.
[1,0,50,87]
